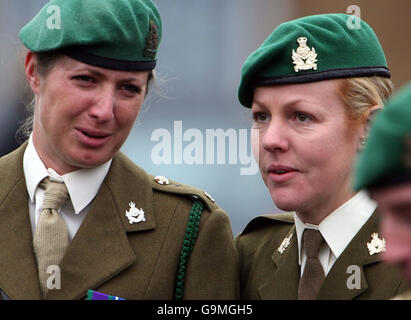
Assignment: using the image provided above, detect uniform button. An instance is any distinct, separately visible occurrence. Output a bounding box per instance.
[154,176,170,185]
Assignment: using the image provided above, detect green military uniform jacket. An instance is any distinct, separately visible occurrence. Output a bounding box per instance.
[0,143,239,300]
[236,213,409,299]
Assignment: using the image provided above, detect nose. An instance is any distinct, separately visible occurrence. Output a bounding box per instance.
[261,120,289,153]
[88,87,115,122]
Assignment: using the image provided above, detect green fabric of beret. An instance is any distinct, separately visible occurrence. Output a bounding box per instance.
[19,0,162,71]
[354,82,411,190]
[238,13,390,107]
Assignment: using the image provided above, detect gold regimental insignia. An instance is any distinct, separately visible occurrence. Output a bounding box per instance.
[277,233,292,254]
[292,37,318,72]
[367,233,386,256]
[403,135,411,170]
[144,20,159,59]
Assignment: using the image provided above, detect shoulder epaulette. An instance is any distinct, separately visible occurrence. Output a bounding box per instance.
[242,212,294,235]
[150,175,218,212]
[149,175,218,300]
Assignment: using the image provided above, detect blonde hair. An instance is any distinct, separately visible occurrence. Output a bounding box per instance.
[337,76,393,126]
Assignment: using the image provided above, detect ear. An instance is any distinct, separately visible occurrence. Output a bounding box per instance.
[25,51,41,94]
[358,105,382,151]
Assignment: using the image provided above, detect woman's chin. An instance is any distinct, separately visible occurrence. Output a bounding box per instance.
[64,149,112,171]
[270,192,305,213]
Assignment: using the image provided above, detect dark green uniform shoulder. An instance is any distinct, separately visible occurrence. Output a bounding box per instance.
[109,152,221,215]
[236,213,295,265]
[240,212,294,235]
[149,174,219,213]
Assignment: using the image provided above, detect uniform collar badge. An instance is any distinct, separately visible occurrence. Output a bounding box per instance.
[292,36,318,72]
[277,233,293,254]
[125,201,146,224]
[154,175,170,185]
[367,232,386,255]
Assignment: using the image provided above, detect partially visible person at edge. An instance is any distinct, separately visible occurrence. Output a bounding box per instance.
[354,82,411,300]
[235,13,410,299]
[0,0,238,300]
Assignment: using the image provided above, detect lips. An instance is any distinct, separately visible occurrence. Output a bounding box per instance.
[78,128,111,138]
[267,164,299,183]
[268,164,297,174]
[75,128,112,147]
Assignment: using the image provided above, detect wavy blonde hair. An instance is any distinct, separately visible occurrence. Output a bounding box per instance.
[337,76,393,126]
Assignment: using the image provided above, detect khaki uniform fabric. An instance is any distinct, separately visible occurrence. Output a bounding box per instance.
[0,142,239,300]
[236,213,409,300]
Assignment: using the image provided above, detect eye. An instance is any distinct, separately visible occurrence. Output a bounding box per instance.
[253,111,269,123]
[295,112,313,123]
[72,75,95,83]
[121,84,142,95]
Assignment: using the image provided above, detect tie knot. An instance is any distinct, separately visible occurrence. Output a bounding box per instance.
[40,177,69,211]
[303,229,324,258]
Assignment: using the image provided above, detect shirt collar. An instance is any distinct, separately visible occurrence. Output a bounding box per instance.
[23,134,112,214]
[23,135,48,203]
[294,190,377,265]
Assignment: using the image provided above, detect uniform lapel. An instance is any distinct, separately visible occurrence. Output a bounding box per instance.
[317,212,380,300]
[45,153,155,300]
[258,226,300,299]
[0,144,42,299]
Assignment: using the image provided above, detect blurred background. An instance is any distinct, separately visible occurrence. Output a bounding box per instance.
[0,0,410,235]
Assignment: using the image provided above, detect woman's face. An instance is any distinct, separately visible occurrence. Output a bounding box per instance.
[28,53,149,174]
[252,79,365,223]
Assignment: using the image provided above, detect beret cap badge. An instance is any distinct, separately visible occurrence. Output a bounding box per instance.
[238,14,391,108]
[292,37,318,72]
[19,0,162,71]
[144,20,159,59]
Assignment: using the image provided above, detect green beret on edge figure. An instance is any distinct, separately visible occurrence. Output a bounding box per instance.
[355,82,411,300]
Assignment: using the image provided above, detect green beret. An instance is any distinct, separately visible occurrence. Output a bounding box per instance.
[354,82,411,190]
[238,13,390,108]
[19,0,162,71]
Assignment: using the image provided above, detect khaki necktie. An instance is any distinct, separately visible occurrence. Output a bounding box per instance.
[298,229,325,300]
[33,177,70,296]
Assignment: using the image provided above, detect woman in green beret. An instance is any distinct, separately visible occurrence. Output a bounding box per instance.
[0,0,238,300]
[235,13,410,299]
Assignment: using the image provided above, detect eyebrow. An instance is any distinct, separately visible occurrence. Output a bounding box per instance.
[253,98,316,110]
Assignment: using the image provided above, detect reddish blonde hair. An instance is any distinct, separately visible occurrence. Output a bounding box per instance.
[337,77,393,126]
